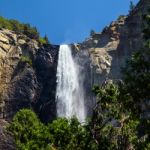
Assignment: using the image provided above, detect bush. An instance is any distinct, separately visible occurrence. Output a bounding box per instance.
[48,117,97,150]
[92,82,140,150]
[39,37,47,45]
[39,35,50,45]
[20,56,32,66]
[9,109,97,150]
[0,16,39,40]
[8,109,54,150]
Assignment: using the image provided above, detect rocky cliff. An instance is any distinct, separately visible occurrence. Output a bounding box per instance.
[0,0,149,149]
[0,29,59,149]
[72,0,150,117]
[75,0,149,84]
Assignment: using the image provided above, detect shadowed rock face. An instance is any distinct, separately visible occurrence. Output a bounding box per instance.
[0,29,59,122]
[34,44,59,123]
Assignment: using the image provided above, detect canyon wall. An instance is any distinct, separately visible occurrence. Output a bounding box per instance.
[0,29,59,149]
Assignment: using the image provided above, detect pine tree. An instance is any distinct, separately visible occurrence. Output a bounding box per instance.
[44,35,50,44]
[129,1,135,13]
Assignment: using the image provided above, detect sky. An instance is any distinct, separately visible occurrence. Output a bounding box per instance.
[0,0,139,44]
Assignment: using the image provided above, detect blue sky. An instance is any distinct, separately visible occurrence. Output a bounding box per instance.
[0,0,139,44]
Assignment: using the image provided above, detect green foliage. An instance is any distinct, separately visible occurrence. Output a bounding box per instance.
[20,56,32,66]
[0,16,50,44]
[39,35,50,45]
[48,117,97,150]
[92,82,140,150]
[122,49,150,101]
[0,16,13,30]
[23,24,39,40]
[121,10,150,149]
[0,16,39,40]
[8,109,54,150]
[9,109,97,150]
[93,83,121,119]
[39,37,47,44]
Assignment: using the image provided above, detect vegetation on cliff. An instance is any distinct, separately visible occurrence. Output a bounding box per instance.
[92,82,140,149]
[20,56,33,66]
[9,109,97,150]
[0,16,50,45]
[90,9,150,149]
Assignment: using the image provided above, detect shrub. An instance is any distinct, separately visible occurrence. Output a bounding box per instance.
[39,37,47,45]
[39,35,50,45]
[9,109,97,150]
[8,109,54,150]
[48,117,97,150]
[20,56,32,66]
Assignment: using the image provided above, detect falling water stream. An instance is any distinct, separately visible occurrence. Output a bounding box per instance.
[56,45,86,122]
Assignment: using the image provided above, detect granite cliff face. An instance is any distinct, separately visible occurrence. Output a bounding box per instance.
[71,0,150,117]
[0,0,149,149]
[0,29,59,149]
[0,28,59,122]
[74,0,149,84]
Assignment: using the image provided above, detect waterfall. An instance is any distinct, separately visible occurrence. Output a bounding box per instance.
[56,45,86,122]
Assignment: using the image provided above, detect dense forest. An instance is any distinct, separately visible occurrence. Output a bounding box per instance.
[5,8,150,150]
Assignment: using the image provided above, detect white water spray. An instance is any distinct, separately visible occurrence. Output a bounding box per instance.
[56,45,86,122]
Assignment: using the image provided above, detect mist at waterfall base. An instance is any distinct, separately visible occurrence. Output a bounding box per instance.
[56,45,86,122]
